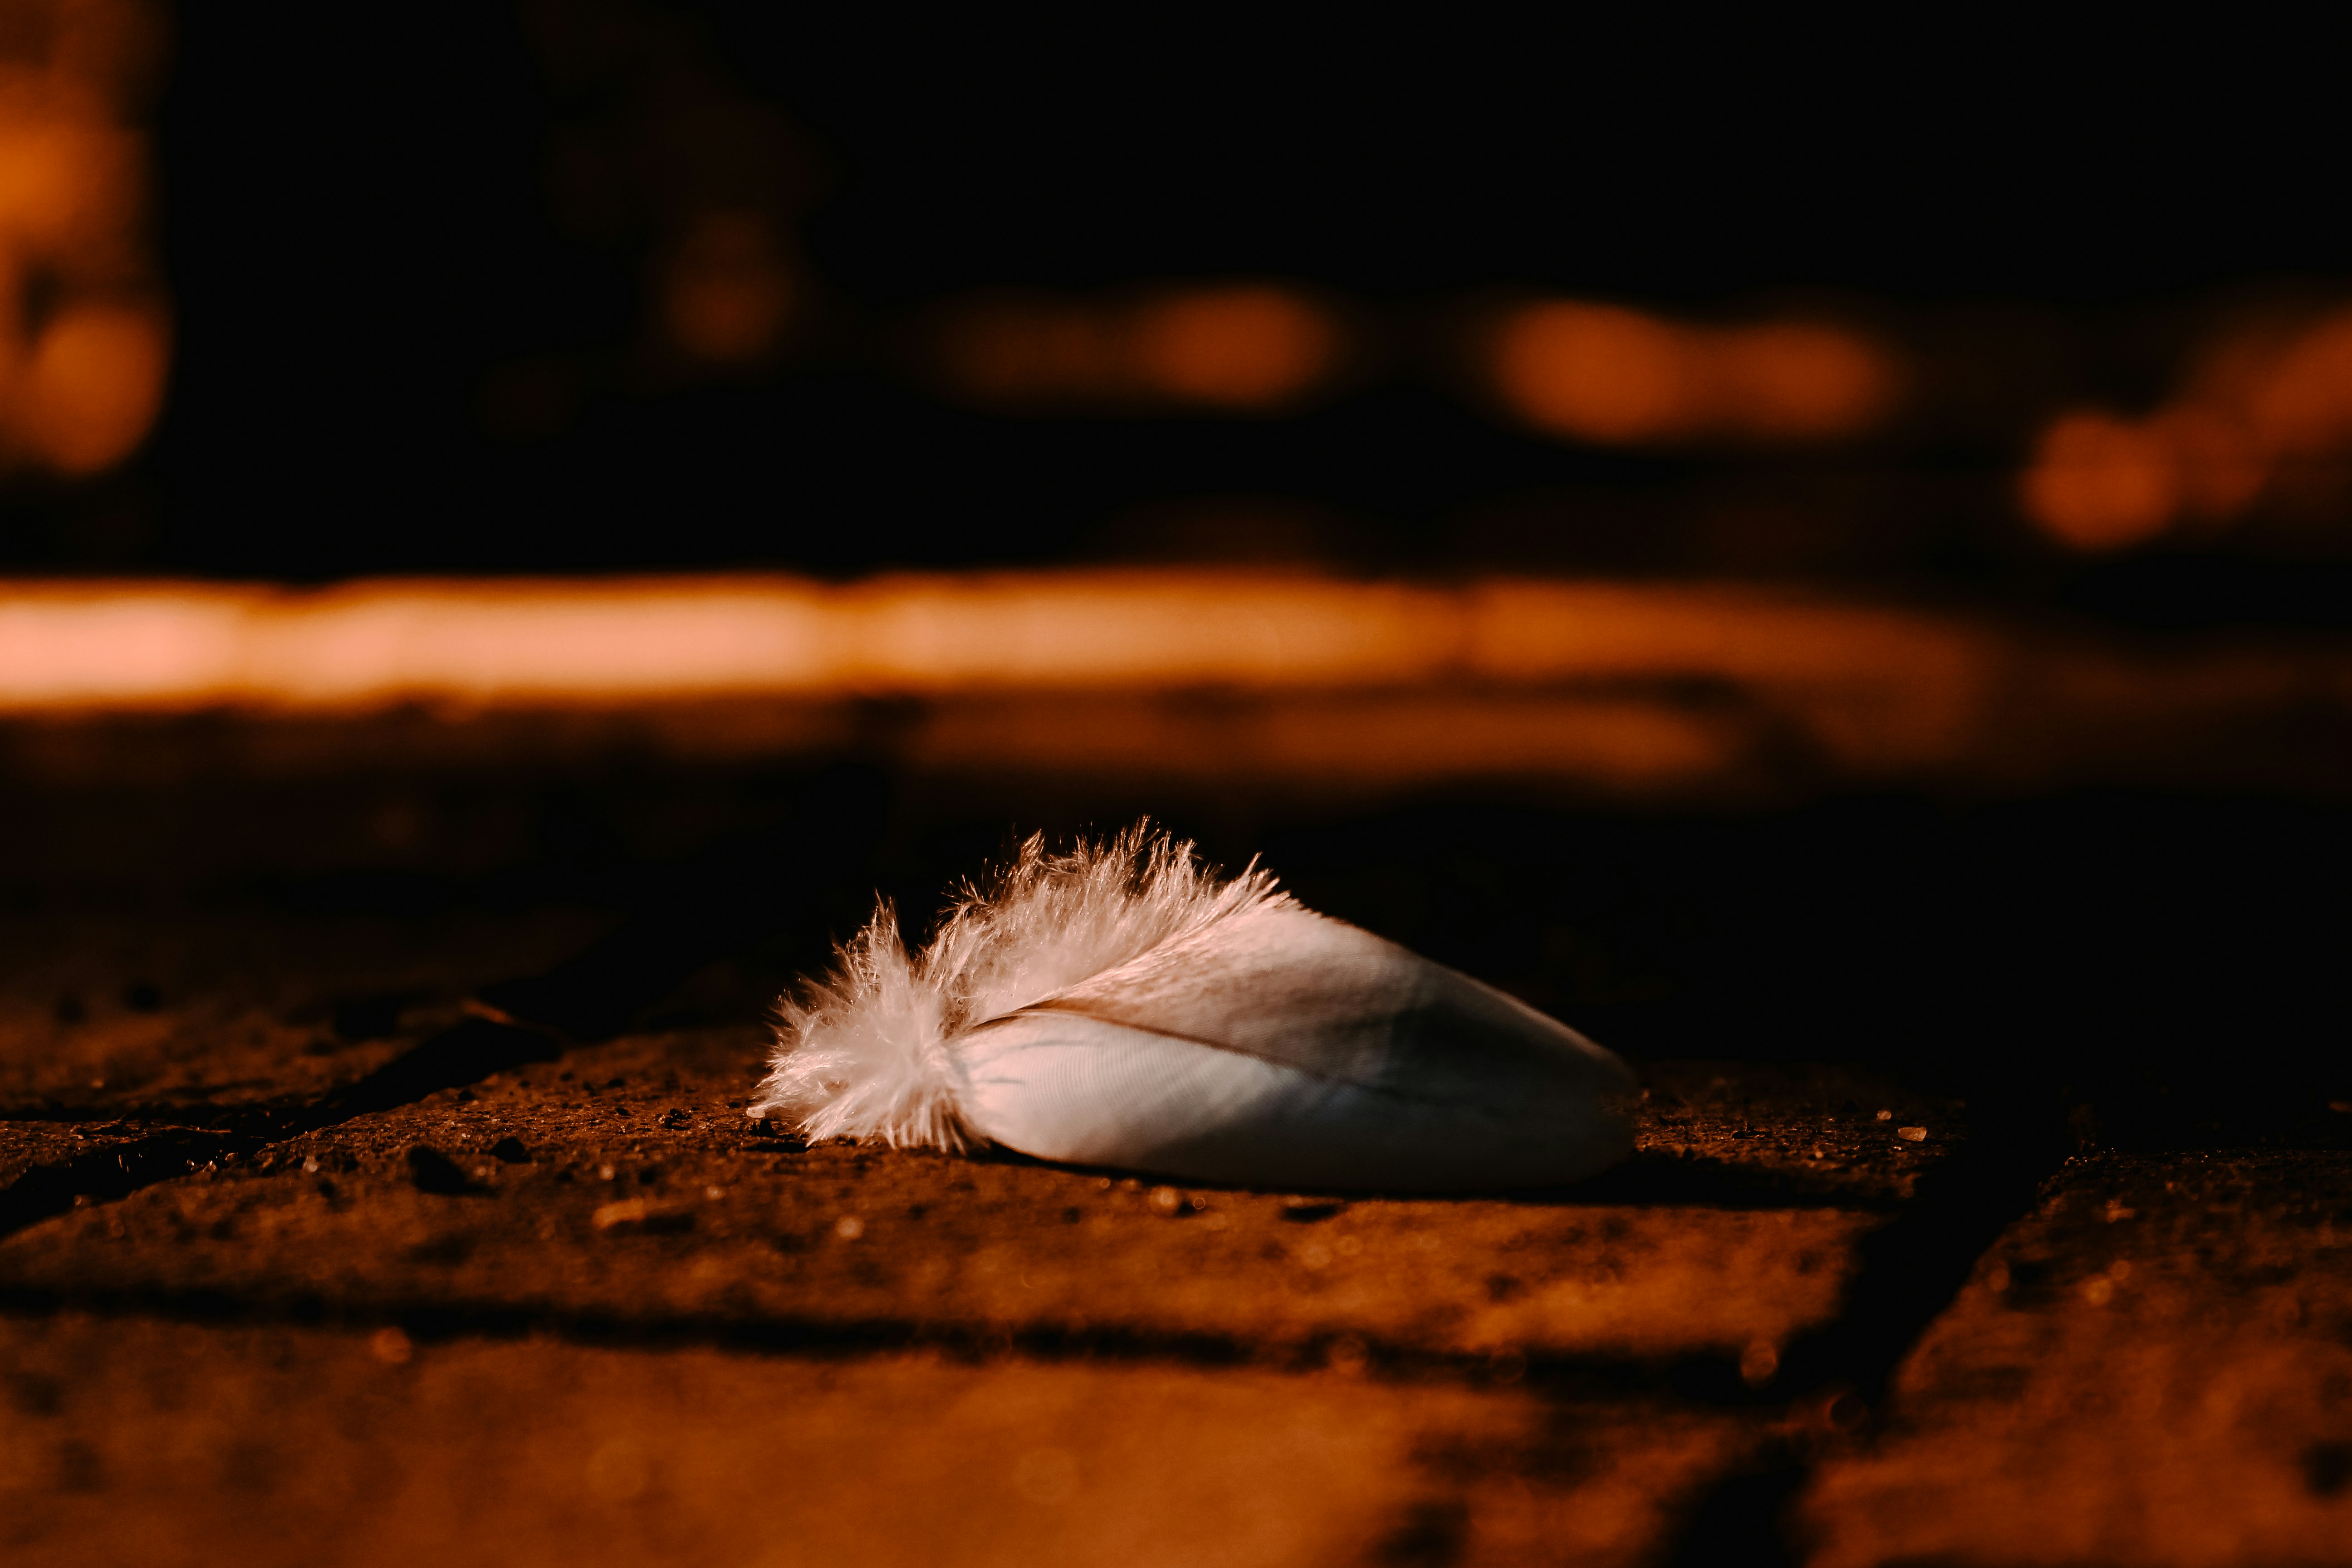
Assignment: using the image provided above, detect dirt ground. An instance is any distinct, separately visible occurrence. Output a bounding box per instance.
[5,742,2351,1566]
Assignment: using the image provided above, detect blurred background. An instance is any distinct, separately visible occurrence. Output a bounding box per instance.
[6,2,2352,1147]
[5,1,2351,595]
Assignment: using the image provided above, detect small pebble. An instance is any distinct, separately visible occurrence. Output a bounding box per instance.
[834,1215,865,1240]
[1873,1108,1894,1122]
[1896,1126,1928,1142]
[1148,1186,1184,1215]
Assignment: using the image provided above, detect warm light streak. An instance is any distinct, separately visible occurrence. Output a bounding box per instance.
[1488,301,1899,446]
[0,573,2332,797]
[0,574,1998,717]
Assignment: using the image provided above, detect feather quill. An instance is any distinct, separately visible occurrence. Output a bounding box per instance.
[751,824,1636,1191]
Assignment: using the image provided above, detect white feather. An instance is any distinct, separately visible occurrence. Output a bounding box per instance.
[750,824,1636,1191]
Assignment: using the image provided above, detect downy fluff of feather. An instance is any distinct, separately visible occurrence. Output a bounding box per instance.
[750,824,1288,1150]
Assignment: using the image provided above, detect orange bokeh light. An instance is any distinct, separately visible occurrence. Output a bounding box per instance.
[0,109,138,254]
[1488,301,1899,446]
[1491,303,1690,443]
[1125,287,1338,408]
[658,210,797,364]
[0,0,169,479]
[2018,412,2180,554]
[2019,300,2352,552]
[1713,323,1896,439]
[15,299,169,474]
[2240,308,2352,456]
[929,284,1341,411]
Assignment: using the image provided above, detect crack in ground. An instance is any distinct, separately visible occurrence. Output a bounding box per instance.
[1655,1105,2073,1568]
[0,1283,1770,1406]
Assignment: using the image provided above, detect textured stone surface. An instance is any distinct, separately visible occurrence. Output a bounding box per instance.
[0,1123,136,1191]
[1799,1150,2352,1567]
[0,907,607,1118]
[0,1310,1764,1568]
[0,1029,1953,1372]
[1633,1060,1956,1206]
[0,890,1977,1565]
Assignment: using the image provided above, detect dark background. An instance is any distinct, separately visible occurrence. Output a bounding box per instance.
[40,7,2349,593]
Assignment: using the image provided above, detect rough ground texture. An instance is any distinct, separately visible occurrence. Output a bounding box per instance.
[0,1032,1953,1372]
[1799,1150,2352,1567]
[0,907,609,1120]
[1,850,2346,1564]
[1,1313,1769,1568]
